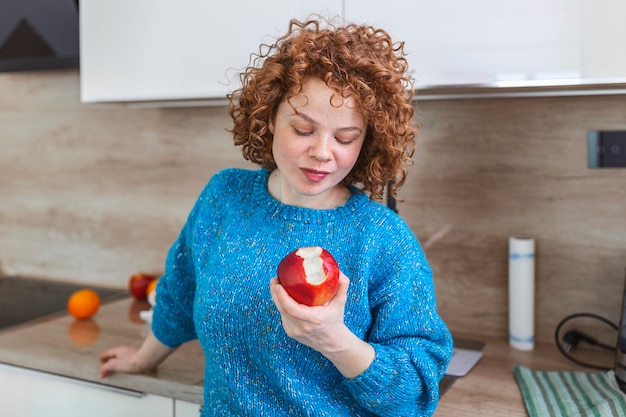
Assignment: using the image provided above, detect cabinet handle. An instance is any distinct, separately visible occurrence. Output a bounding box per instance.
[77,380,145,398]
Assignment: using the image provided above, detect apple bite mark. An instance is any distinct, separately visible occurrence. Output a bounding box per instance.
[298,246,326,285]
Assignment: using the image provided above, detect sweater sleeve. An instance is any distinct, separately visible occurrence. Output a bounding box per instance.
[151,168,253,348]
[344,219,453,417]
[151,174,220,348]
[150,219,198,348]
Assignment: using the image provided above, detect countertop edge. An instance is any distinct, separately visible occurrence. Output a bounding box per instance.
[0,298,204,405]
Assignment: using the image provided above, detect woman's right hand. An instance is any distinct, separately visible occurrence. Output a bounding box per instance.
[99,345,145,378]
[99,332,175,379]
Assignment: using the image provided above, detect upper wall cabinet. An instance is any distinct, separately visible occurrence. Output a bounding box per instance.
[81,0,626,103]
[345,0,626,90]
[79,1,342,103]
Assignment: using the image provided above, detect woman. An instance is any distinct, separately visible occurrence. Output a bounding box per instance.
[100,17,453,417]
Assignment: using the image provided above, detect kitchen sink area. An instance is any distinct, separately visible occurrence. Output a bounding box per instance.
[0,275,127,331]
[0,281,205,411]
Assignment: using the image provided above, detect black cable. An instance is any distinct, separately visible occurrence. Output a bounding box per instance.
[554,312,618,371]
[562,329,616,351]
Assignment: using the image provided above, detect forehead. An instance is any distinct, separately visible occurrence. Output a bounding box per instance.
[285,77,361,114]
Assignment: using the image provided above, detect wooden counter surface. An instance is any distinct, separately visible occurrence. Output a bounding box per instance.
[436,334,615,416]
[0,295,616,413]
[0,296,204,404]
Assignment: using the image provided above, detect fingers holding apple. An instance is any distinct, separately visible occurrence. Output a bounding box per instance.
[270,273,351,353]
[271,271,349,312]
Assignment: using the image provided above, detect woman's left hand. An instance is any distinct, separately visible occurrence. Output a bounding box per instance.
[270,272,375,378]
[269,272,349,352]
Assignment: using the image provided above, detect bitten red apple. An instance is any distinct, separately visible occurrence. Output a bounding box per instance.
[128,272,158,300]
[276,246,339,306]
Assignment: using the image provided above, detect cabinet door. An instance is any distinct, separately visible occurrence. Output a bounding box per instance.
[80,0,342,103]
[345,0,626,88]
[175,399,201,417]
[0,363,172,417]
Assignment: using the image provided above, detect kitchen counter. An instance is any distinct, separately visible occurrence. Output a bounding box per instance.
[0,294,615,414]
[436,333,615,416]
[0,296,204,404]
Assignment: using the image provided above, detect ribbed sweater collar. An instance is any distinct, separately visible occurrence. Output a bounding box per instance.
[251,169,368,224]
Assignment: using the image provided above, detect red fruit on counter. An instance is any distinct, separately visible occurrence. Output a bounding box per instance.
[128,272,158,300]
[276,246,340,306]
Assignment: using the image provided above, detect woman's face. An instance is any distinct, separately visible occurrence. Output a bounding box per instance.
[269,77,366,209]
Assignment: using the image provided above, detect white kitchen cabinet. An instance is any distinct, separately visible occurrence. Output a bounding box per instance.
[345,0,626,89]
[0,363,172,417]
[175,399,201,417]
[79,0,342,103]
[81,0,626,103]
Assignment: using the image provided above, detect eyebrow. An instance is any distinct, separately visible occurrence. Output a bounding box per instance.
[290,111,364,135]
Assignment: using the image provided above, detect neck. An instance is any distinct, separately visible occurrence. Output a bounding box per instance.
[268,170,349,210]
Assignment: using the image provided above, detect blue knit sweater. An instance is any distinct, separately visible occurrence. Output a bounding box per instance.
[152,168,452,417]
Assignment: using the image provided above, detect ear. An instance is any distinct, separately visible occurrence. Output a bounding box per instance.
[268,117,275,135]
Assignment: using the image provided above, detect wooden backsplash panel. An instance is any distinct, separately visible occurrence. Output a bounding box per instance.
[0,70,253,286]
[1,70,626,343]
[405,95,626,342]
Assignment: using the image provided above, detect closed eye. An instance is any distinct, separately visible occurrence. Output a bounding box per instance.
[336,137,355,145]
[294,127,314,136]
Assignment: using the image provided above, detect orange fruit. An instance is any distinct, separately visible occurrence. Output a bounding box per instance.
[146,278,159,297]
[67,289,100,320]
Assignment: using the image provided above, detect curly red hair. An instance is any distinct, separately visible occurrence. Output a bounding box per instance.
[227,17,417,200]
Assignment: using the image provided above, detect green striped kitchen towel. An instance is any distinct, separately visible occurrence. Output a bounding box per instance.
[514,365,626,417]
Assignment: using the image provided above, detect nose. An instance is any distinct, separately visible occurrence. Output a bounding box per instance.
[308,134,332,161]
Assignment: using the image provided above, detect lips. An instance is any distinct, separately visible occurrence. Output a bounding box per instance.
[301,168,329,182]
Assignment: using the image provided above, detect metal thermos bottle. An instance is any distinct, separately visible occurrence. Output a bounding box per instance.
[616,269,626,392]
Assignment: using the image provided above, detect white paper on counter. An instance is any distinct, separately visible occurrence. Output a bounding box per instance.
[445,348,484,377]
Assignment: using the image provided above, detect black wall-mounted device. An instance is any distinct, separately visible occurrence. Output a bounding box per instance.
[588,130,626,168]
